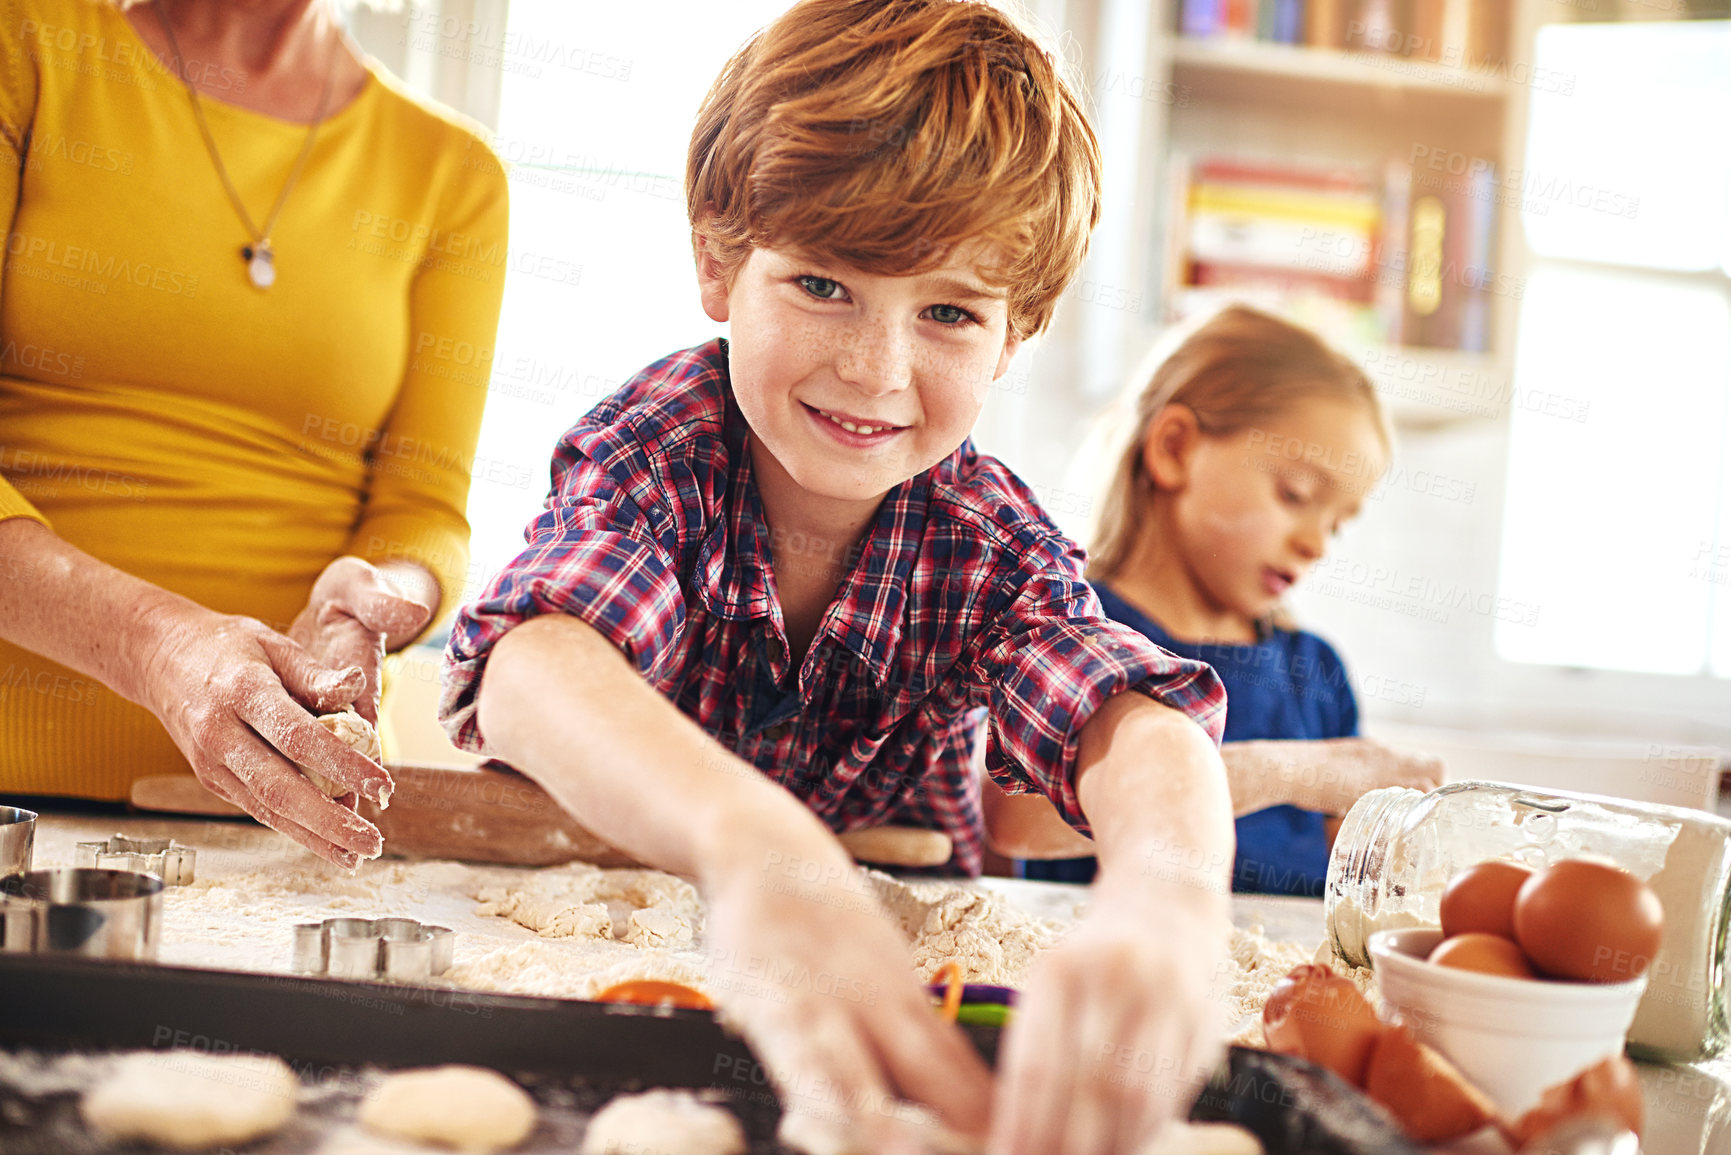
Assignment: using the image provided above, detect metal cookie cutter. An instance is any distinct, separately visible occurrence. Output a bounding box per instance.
[73,835,196,886]
[293,916,454,983]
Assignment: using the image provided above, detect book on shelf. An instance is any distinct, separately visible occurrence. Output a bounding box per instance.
[1397,162,1500,352]
[1166,154,1502,352]
[1177,0,1505,64]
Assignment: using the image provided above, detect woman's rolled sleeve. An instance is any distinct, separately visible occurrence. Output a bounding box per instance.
[972,567,1227,834]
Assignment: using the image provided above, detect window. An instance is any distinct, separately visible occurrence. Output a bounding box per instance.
[461,1,796,596]
[1496,20,1731,677]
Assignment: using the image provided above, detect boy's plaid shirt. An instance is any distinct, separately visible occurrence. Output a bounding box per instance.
[441,340,1226,875]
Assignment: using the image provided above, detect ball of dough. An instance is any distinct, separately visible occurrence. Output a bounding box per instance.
[82,1049,298,1150]
[303,710,382,796]
[581,1088,746,1155]
[358,1065,536,1152]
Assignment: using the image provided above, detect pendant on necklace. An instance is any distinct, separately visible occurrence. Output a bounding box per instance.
[242,242,276,290]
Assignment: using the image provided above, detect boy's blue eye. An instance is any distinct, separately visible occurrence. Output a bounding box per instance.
[927,303,975,326]
[797,275,845,300]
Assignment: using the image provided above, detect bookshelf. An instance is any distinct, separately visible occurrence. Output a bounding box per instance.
[1169,37,1511,103]
[1140,1,1529,428]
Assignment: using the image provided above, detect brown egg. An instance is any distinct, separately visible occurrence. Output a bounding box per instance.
[1261,964,1384,1087]
[1429,932,1538,978]
[1440,860,1532,940]
[1361,1023,1499,1143]
[1514,859,1664,983]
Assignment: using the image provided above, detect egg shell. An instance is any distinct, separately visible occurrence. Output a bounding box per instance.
[1429,932,1538,979]
[1260,964,1383,1087]
[1513,859,1663,983]
[1512,1054,1644,1144]
[1361,1023,1499,1144]
[1440,860,1532,941]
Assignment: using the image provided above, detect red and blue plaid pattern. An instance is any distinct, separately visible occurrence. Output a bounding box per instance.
[441,340,1226,874]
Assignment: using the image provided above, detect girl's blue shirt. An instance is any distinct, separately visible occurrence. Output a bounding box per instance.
[1017,583,1359,896]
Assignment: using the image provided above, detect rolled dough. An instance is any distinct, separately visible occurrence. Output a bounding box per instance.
[81,1049,298,1150]
[358,1065,536,1152]
[580,1088,746,1155]
[303,710,382,796]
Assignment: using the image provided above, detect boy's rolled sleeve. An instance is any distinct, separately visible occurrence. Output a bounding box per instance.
[973,566,1227,835]
[439,454,684,752]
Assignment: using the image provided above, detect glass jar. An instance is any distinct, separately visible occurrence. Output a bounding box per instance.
[1323,780,1731,1063]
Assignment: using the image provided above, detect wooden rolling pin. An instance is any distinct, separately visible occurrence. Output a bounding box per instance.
[129,763,953,868]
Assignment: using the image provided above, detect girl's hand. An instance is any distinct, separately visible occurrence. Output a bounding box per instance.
[990,880,1229,1155]
[287,556,432,725]
[135,600,393,868]
[703,853,994,1154]
[1223,737,1444,817]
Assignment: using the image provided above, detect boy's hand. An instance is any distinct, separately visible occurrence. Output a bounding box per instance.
[705,848,994,1153]
[990,879,1228,1155]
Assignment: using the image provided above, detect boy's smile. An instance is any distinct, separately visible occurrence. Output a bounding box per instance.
[697,241,1022,523]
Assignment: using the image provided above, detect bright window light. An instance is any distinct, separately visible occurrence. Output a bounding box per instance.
[1498,269,1730,675]
[461,1,796,598]
[1522,22,1731,274]
[1500,20,1731,678]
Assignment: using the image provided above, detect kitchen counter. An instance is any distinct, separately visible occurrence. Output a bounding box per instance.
[9,808,1730,1152]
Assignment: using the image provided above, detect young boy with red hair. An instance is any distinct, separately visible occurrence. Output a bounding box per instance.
[442,1,1234,1149]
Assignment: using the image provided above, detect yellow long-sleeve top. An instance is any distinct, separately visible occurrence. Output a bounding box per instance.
[0,0,508,798]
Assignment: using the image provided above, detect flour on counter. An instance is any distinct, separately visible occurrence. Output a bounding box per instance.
[471,863,701,950]
[29,816,1321,1023]
[1220,924,1334,1048]
[866,871,1065,987]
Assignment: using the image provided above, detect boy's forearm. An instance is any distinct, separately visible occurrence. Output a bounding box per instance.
[1074,693,1234,909]
[475,614,847,889]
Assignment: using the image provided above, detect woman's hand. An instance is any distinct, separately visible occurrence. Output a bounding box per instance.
[1222,737,1445,817]
[288,556,433,725]
[704,853,994,1154]
[135,599,394,869]
[990,879,1228,1155]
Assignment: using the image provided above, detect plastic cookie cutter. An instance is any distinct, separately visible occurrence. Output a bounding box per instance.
[292,916,455,983]
[925,963,1017,1028]
[72,835,196,886]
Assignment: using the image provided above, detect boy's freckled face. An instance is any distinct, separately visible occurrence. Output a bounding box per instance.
[697,242,1021,508]
[1174,399,1387,622]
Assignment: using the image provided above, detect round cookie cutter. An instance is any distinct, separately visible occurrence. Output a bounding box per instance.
[0,867,164,960]
[292,916,454,983]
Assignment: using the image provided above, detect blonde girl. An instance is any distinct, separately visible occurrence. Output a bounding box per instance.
[1001,304,1442,891]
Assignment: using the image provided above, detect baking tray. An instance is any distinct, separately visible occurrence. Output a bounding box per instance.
[0,953,1416,1153]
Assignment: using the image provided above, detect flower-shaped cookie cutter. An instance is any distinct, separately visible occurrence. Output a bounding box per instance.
[292,916,455,983]
[72,835,196,886]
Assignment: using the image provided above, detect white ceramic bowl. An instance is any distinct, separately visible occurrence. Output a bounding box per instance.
[1368,927,1647,1118]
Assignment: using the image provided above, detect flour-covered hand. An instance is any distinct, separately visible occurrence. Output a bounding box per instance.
[136,600,391,868]
[704,849,993,1154]
[288,556,432,725]
[990,880,1230,1155]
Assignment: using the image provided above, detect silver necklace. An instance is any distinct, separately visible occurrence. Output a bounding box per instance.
[152,1,340,290]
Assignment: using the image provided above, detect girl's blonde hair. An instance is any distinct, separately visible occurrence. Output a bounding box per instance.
[1089,303,1390,582]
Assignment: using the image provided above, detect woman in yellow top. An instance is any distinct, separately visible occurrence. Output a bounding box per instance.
[0,0,508,868]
